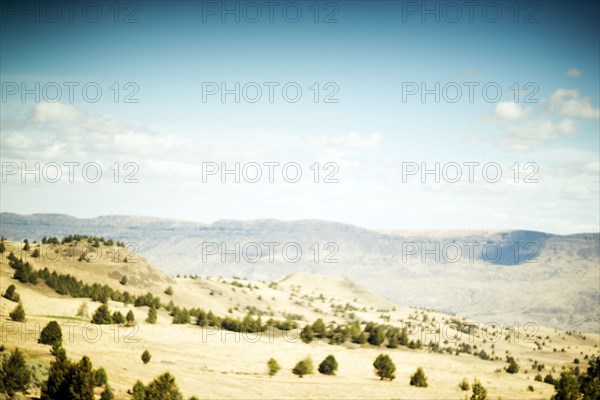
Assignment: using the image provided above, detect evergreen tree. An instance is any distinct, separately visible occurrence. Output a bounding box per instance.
[172,308,190,324]
[580,355,600,400]
[267,358,281,377]
[126,310,135,323]
[100,385,114,400]
[39,321,63,346]
[386,328,399,348]
[112,311,126,324]
[367,325,386,346]
[373,354,396,381]
[300,325,314,344]
[144,372,183,400]
[196,309,207,326]
[120,276,128,285]
[131,380,146,400]
[318,355,338,375]
[470,379,488,400]
[292,357,314,378]
[459,377,470,391]
[94,367,108,386]
[91,303,113,324]
[23,239,30,251]
[2,284,19,302]
[9,302,26,322]
[506,356,520,374]
[552,370,580,400]
[0,242,5,253]
[142,350,152,364]
[41,346,70,400]
[0,348,31,397]
[164,286,174,296]
[410,367,428,387]
[66,356,95,400]
[399,327,409,346]
[146,306,158,324]
[312,318,327,339]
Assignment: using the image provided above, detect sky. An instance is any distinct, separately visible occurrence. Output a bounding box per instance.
[1,0,599,234]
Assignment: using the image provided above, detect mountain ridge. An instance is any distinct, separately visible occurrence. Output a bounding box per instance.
[1,212,598,333]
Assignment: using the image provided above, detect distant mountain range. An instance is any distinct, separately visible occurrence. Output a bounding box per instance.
[1,212,598,333]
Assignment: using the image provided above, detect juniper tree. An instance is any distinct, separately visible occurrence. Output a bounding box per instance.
[91,304,113,325]
[144,372,183,400]
[410,367,428,387]
[373,354,396,381]
[142,350,152,364]
[39,321,62,346]
[9,302,26,322]
[94,368,108,386]
[112,311,126,324]
[2,284,19,302]
[0,348,31,397]
[318,355,338,375]
[146,305,158,324]
[292,357,314,378]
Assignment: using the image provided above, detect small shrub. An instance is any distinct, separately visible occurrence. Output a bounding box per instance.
[165,286,174,296]
[267,358,281,377]
[126,310,135,323]
[120,276,128,285]
[141,350,151,364]
[409,367,428,387]
[506,356,520,374]
[459,377,470,391]
[77,302,89,318]
[471,379,488,400]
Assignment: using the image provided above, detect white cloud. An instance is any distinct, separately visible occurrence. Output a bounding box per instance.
[32,102,84,124]
[549,88,600,119]
[502,119,577,151]
[491,102,530,122]
[566,68,582,78]
[308,132,383,150]
[583,161,600,174]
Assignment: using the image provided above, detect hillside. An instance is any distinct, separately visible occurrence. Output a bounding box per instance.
[1,213,599,332]
[1,238,599,399]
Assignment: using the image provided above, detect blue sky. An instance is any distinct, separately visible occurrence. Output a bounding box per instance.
[1,0,599,233]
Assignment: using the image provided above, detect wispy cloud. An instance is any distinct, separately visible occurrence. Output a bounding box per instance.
[549,88,600,119]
